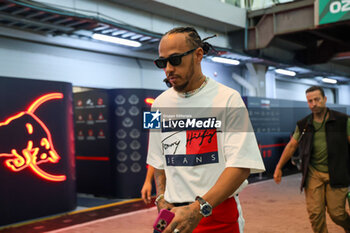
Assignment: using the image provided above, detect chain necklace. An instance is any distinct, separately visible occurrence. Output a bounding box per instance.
[314,108,328,132]
[178,76,208,98]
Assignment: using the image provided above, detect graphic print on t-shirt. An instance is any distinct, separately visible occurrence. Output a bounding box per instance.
[164,128,219,166]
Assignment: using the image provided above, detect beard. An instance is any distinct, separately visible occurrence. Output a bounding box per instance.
[173,80,189,92]
[312,106,326,113]
[173,58,195,93]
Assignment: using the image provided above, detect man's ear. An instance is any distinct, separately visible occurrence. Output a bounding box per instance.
[195,47,204,64]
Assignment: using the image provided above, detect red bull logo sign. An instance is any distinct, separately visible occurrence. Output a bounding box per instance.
[0,93,66,182]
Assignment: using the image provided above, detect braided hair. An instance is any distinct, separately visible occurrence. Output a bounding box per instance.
[164,27,216,55]
[162,27,216,88]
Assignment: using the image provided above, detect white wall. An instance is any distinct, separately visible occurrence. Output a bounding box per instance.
[338,85,350,105]
[1,36,349,104]
[0,36,242,93]
[0,36,166,90]
[276,79,335,104]
[202,60,242,93]
[265,71,276,98]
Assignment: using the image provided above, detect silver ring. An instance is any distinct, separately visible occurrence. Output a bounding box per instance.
[174,229,180,233]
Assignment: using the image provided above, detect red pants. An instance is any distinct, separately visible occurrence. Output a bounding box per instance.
[193,197,240,233]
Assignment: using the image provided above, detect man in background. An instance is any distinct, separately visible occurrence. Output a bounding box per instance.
[274,86,350,233]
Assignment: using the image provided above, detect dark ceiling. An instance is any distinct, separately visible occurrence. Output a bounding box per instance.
[232,0,350,81]
[0,0,161,52]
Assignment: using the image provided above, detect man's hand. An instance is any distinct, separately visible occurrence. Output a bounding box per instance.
[273,168,283,184]
[141,181,152,204]
[156,198,174,212]
[273,137,298,185]
[163,202,203,233]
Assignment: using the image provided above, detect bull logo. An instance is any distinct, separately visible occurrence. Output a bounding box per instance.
[0,93,66,182]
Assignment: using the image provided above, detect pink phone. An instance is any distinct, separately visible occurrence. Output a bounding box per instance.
[153,209,175,232]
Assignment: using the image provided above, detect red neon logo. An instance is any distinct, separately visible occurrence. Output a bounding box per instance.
[0,93,66,182]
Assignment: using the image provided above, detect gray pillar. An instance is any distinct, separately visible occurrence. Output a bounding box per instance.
[245,63,268,97]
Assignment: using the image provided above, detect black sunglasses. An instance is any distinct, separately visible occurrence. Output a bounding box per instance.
[154,48,197,69]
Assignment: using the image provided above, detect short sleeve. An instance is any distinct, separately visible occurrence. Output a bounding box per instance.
[292,125,300,141]
[222,93,265,174]
[146,130,164,169]
[146,104,164,169]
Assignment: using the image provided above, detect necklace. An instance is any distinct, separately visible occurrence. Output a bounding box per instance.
[314,109,328,132]
[179,76,208,98]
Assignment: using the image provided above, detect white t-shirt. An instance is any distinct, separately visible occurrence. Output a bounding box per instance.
[147,78,265,203]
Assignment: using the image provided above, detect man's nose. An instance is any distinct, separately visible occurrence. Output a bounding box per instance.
[165,61,175,73]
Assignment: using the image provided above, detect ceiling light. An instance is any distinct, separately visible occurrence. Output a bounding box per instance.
[211,57,240,65]
[131,34,143,40]
[322,78,337,84]
[275,69,296,76]
[112,30,127,36]
[92,33,141,47]
[93,25,109,31]
[121,32,136,38]
[139,36,151,41]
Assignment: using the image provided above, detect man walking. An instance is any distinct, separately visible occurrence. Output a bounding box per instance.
[274,86,350,233]
[147,27,265,233]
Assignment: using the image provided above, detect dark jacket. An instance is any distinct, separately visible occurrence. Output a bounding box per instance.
[297,109,350,191]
